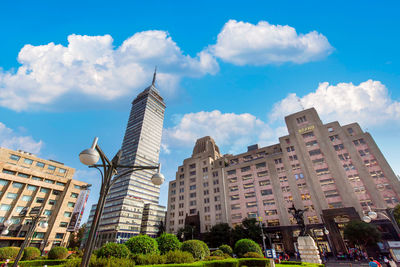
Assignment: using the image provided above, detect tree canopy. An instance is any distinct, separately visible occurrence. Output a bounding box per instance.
[343,220,381,248]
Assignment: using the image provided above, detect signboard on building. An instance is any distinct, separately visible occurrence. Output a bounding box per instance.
[67,189,90,232]
[298,125,315,134]
[265,249,276,259]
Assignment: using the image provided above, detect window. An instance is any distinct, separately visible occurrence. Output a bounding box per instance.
[231,204,240,210]
[281,186,290,192]
[33,232,45,238]
[56,182,66,186]
[22,195,32,202]
[49,200,57,205]
[213,179,219,185]
[59,222,68,227]
[231,195,239,201]
[0,179,8,186]
[296,116,307,124]
[261,189,273,196]
[334,144,345,151]
[53,190,61,196]
[214,188,220,193]
[265,209,278,216]
[204,198,210,203]
[241,166,251,172]
[7,193,18,199]
[312,158,325,165]
[10,217,20,224]
[24,158,33,165]
[315,168,330,176]
[305,140,318,147]
[256,162,266,169]
[189,163,196,169]
[347,128,354,134]
[0,204,11,211]
[48,165,56,170]
[245,192,255,199]
[189,185,196,190]
[36,197,45,203]
[190,193,196,198]
[18,173,29,178]
[289,155,298,161]
[302,132,314,138]
[189,209,196,215]
[259,180,270,186]
[32,176,43,181]
[215,204,221,210]
[189,171,196,176]
[294,173,304,180]
[242,174,252,181]
[246,201,257,208]
[329,135,340,142]
[324,190,339,198]
[59,168,66,174]
[190,200,196,206]
[44,210,52,216]
[204,206,210,212]
[40,188,49,193]
[9,154,20,161]
[2,169,16,175]
[27,185,37,191]
[36,162,45,168]
[243,183,254,189]
[274,158,282,164]
[309,149,322,156]
[190,178,196,183]
[328,127,334,132]
[301,193,311,200]
[45,179,55,184]
[13,182,23,188]
[212,171,218,177]
[232,213,242,220]
[286,146,295,152]
[263,199,275,206]
[15,206,25,212]
[204,190,209,195]
[320,178,334,186]
[257,171,268,177]
[229,186,239,192]
[229,177,237,183]
[71,193,78,198]
[227,170,236,175]
[64,211,72,218]
[297,183,307,190]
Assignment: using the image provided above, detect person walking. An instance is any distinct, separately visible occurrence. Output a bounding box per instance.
[383,256,390,267]
[369,257,382,267]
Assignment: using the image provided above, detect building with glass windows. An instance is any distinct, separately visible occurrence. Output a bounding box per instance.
[0,147,89,252]
[166,108,400,255]
[94,73,166,247]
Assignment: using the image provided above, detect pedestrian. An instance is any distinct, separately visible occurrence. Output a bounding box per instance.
[1,259,9,267]
[388,257,396,267]
[369,257,382,267]
[383,256,390,267]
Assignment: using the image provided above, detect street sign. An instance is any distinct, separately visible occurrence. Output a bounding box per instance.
[265,249,276,259]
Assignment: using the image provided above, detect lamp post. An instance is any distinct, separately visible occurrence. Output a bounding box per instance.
[362,206,400,237]
[79,137,164,267]
[13,207,48,267]
[1,219,12,236]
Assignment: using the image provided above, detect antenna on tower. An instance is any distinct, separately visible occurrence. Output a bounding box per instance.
[297,96,305,111]
[152,66,157,86]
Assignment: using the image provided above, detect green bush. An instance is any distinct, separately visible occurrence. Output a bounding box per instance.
[204,255,226,261]
[243,252,263,258]
[202,258,240,267]
[279,261,302,265]
[157,233,181,254]
[0,247,21,261]
[0,259,68,266]
[234,239,262,258]
[132,253,166,265]
[218,245,233,255]
[238,258,270,266]
[64,256,136,267]
[181,240,209,260]
[22,247,41,260]
[97,242,130,258]
[165,250,194,264]
[48,247,69,260]
[124,235,158,255]
[211,250,225,257]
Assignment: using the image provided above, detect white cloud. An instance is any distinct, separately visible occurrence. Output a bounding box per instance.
[0,122,43,154]
[270,80,400,126]
[0,31,218,111]
[210,19,333,65]
[163,110,280,153]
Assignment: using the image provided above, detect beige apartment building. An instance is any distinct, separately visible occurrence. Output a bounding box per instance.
[0,147,89,252]
[166,108,400,254]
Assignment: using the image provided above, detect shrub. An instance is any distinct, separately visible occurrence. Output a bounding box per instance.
[22,247,41,260]
[238,258,270,266]
[243,252,263,258]
[64,256,136,267]
[124,234,158,255]
[204,255,226,261]
[157,233,181,254]
[97,242,130,259]
[219,245,233,255]
[211,250,225,257]
[0,247,21,260]
[181,240,209,260]
[48,247,68,260]
[132,253,166,265]
[165,250,194,264]
[234,239,262,258]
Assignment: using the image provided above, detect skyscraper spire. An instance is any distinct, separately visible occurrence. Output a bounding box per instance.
[152,66,157,86]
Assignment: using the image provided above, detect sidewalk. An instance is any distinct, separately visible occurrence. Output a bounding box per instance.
[325,262,369,267]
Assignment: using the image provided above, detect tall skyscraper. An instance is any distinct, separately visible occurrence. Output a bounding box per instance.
[95,71,166,247]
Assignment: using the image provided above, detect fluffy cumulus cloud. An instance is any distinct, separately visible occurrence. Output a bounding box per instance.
[0,122,43,154]
[270,80,400,126]
[163,110,280,153]
[0,31,218,111]
[210,20,333,65]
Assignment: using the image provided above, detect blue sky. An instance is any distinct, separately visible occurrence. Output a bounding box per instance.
[1,0,399,223]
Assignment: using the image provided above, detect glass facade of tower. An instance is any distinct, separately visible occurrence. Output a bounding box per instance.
[95,82,166,247]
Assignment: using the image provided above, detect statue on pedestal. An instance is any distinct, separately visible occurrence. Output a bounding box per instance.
[288,204,308,236]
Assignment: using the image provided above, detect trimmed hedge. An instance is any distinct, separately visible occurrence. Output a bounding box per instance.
[211,250,225,257]
[181,240,209,260]
[157,233,181,254]
[139,258,271,266]
[125,234,159,255]
[243,251,263,258]
[22,247,41,260]
[48,247,69,260]
[0,246,21,260]
[97,242,130,259]
[133,253,166,265]
[234,239,262,258]
[218,245,233,256]
[165,250,194,264]
[0,259,68,266]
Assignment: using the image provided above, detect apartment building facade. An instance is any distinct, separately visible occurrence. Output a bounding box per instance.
[166,108,400,254]
[0,147,89,252]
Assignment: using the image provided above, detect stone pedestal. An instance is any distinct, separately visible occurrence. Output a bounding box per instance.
[297,235,322,264]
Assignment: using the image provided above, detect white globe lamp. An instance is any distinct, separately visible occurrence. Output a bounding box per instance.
[363,216,371,223]
[368,211,378,220]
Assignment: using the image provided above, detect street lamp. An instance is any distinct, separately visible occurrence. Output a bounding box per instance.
[79,137,164,267]
[362,206,400,237]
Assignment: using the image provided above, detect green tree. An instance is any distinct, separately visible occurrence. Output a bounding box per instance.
[156,220,166,237]
[343,220,381,249]
[204,223,232,248]
[157,233,181,254]
[231,218,265,245]
[177,225,196,241]
[393,204,400,227]
[125,234,159,255]
[96,242,130,258]
[68,223,86,249]
[234,238,262,258]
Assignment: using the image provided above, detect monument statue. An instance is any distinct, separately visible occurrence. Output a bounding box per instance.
[288,204,308,236]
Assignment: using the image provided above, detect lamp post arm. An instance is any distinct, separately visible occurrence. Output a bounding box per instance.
[95,144,112,167]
